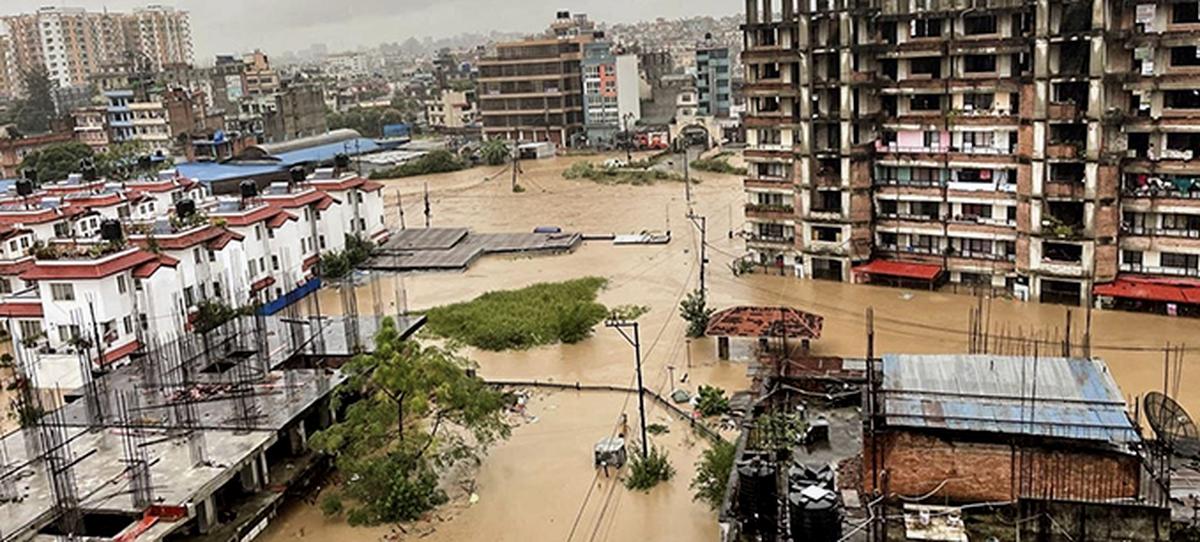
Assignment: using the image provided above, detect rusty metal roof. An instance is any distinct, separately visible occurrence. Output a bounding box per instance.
[880,354,1139,445]
[704,306,824,340]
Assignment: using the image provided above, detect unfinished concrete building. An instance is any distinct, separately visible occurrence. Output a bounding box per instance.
[741,0,1200,309]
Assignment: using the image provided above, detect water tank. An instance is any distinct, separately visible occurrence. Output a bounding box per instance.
[176,198,195,219]
[100,219,123,242]
[239,180,258,199]
[788,490,841,541]
[21,169,37,184]
[289,166,307,184]
[333,153,351,170]
[15,179,34,197]
[736,459,777,539]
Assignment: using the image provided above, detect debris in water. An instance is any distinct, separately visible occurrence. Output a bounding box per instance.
[469,493,480,505]
[900,292,914,301]
[671,389,691,403]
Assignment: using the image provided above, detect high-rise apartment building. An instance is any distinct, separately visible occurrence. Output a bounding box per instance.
[741,0,1200,308]
[1,6,192,94]
[478,13,595,146]
[581,41,641,146]
[695,34,733,117]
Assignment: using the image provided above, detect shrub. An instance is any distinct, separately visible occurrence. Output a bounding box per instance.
[691,154,747,176]
[320,493,344,517]
[424,278,610,351]
[691,440,737,510]
[696,385,731,418]
[481,140,510,166]
[625,444,675,491]
[563,160,682,185]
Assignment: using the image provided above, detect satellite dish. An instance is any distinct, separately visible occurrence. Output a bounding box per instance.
[1145,392,1200,457]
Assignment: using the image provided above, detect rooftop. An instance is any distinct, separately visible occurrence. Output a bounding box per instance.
[880,354,1140,446]
[705,305,824,340]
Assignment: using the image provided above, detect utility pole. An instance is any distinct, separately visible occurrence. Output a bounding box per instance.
[683,145,692,210]
[396,190,406,229]
[510,143,519,192]
[623,114,633,163]
[605,318,648,459]
[688,213,708,297]
[423,183,431,228]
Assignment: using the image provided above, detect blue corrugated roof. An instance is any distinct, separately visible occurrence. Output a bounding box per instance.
[274,138,381,167]
[176,162,284,183]
[880,354,1139,445]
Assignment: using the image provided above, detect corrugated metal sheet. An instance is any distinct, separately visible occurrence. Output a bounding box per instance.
[880,354,1139,445]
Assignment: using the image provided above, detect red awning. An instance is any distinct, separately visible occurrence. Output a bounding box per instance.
[853,260,943,282]
[1094,276,1200,305]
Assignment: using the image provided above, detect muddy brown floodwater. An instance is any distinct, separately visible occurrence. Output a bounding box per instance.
[263,152,1200,541]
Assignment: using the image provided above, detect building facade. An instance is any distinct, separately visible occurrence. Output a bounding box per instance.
[478,15,595,146]
[740,0,1200,308]
[425,89,478,129]
[695,35,733,117]
[1,6,192,94]
[581,42,642,146]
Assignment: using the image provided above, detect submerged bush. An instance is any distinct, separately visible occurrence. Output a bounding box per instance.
[625,444,675,491]
[424,277,610,351]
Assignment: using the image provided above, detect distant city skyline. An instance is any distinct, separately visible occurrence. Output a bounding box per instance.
[0,1,737,61]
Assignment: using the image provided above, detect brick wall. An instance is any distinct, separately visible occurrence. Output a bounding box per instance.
[862,430,1140,503]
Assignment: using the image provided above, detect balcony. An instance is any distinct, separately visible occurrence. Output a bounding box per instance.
[1046,142,1083,160]
[745,203,796,220]
[1047,102,1081,119]
[1041,220,1086,240]
[746,233,796,247]
[1121,264,1200,278]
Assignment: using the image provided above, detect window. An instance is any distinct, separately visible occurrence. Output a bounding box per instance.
[910,57,941,78]
[1163,213,1200,231]
[962,238,993,256]
[961,204,992,219]
[58,325,81,343]
[911,18,942,38]
[912,235,937,252]
[255,225,263,241]
[117,275,127,294]
[879,199,898,216]
[963,15,997,35]
[812,226,841,242]
[757,129,782,145]
[911,95,941,111]
[208,249,216,262]
[963,93,993,111]
[319,235,327,249]
[1173,2,1200,24]
[1165,90,1200,110]
[1162,252,1200,271]
[272,255,280,270]
[249,259,258,276]
[964,55,996,73]
[880,232,898,247]
[54,222,71,238]
[1123,250,1144,267]
[912,202,941,219]
[51,283,75,301]
[19,321,42,341]
[183,286,195,307]
[1170,46,1200,67]
[923,131,942,149]
[123,316,133,335]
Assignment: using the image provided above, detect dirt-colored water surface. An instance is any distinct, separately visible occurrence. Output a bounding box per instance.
[262,152,1200,541]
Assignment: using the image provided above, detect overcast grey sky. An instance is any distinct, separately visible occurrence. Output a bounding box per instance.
[2,1,737,60]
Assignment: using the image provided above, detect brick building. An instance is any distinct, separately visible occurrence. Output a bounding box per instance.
[740,0,1200,309]
[863,354,1155,505]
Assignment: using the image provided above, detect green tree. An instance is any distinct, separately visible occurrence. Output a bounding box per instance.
[328,107,408,138]
[695,385,730,417]
[310,318,510,525]
[691,440,736,510]
[480,140,510,166]
[20,142,93,184]
[13,69,57,134]
[679,289,715,338]
[96,141,168,181]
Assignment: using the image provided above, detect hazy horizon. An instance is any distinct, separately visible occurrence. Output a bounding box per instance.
[2,1,738,60]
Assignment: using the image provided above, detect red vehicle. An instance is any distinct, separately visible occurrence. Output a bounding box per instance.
[636,131,670,150]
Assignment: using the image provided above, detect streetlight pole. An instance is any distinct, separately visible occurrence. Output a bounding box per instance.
[623,113,633,163]
[606,318,648,459]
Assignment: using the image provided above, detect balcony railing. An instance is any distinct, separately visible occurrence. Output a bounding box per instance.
[1122,226,1200,239]
[1121,264,1200,278]
[745,203,796,215]
[746,234,796,245]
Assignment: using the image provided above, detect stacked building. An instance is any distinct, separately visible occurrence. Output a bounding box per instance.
[1,5,192,94]
[0,166,386,371]
[740,0,1200,309]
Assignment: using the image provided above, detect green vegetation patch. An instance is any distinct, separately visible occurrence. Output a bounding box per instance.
[562,161,684,186]
[691,152,747,176]
[369,150,468,179]
[424,277,611,351]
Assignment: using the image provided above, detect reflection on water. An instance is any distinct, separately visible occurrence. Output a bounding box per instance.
[267,152,1199,540]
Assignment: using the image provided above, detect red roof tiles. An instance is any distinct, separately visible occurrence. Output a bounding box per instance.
[705,306,824,340]
[22,249,163,281]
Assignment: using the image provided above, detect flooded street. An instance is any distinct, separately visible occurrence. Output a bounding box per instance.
[267,152,1200,541]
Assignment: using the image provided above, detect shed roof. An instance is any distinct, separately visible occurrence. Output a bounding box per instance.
[705,306,823,340]
[880,354,1139,445]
